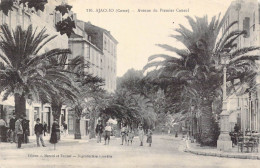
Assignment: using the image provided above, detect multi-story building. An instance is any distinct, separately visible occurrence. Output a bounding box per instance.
[220,0,260,133]
[0,0,70,136]
[69,21,118,92]
[68,20,118,136]
[84,22,118,93]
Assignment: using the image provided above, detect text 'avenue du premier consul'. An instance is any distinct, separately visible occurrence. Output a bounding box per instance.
[86,8,190,13]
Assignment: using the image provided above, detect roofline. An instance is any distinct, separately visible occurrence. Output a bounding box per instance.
[84,22,118,44]
[103,31,118,44]
[69,38,104,55]
[222,1,236,22]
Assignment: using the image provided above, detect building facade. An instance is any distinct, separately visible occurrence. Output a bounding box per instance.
[220,0,260,134]
[68,20,118,136]
[0,0,70,136]
[83,22,118,93]
[69,21,118,92]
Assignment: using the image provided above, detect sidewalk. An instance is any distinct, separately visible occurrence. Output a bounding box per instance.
[0,134,89,150]
[184,139,260,160]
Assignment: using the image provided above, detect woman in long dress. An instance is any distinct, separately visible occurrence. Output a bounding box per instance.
[138,125,144,146]
[50,120,59,149]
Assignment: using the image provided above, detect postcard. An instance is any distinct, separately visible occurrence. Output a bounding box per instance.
[0,0,260,167]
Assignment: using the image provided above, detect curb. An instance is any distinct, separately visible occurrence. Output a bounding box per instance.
[184,140,260,160]
[0,139,88,150]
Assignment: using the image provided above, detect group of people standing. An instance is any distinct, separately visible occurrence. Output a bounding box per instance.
[33,118,67,149]
[33,118,65,149]
[7,110,67,149]
[9,114,30,148]
[96,120,112,145]
[95,120,153,147]
[121,124,153,147]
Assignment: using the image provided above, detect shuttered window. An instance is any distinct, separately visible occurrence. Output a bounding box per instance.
[243,17,250,38]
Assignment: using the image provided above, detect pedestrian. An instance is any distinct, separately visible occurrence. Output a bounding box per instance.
[104,122,112,145]
[234,123,240,133]
[22,116,29,143]
[161,127,165,135]
[95,120,103,143]
[43,122,47,136]
[138,124,144,146]
[9,113,16,143]
[50,120,59,150]
[233,123,240,145]
[120,123,128,145]
[147,129,153,147]
[15,116,23,149]
[34,118,46,147]
[63,122,68,136]
[0,118,7,142]
[60,124,64,136]
[127,128,134,145]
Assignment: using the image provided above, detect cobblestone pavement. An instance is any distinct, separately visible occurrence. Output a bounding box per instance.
[0,135,259,168]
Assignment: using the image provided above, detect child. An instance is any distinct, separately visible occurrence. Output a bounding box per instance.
[127,128,134,145]
[147,129,153,147]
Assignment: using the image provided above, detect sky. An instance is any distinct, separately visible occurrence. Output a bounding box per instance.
[68,0,233,77]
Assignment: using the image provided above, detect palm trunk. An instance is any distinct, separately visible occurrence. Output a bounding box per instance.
[89,117,96,139]
[199,99,219,146]
[51,103,62,122]
[193,117,198,140]
[73,106,82,139]
[74,118,81,139]
[14,93,26,117]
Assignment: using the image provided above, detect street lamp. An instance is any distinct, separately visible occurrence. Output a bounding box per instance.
[217,52,232,151]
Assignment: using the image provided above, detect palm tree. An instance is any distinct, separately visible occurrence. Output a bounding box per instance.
[0,24,73,117]
[144,15,260,146]
[60,56,105,139]
[104,89,156,130]
[42,54,83,122]
[72,76,104,139]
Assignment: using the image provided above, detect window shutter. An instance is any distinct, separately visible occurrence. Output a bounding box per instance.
[243,17,250,38]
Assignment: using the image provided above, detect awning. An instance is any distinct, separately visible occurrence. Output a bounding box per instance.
[0,94,33,108]
[0,94,14,106]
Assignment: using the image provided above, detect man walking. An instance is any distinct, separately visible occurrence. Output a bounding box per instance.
[95,120,103,143]
[104,122,112,145]
[120,123,128,145]
[138,124,144,146]
[15,116,23,149]
[9,113,16,143]
[34,118,46,147]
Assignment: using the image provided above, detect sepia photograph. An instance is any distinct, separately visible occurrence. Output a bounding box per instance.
[0,0,260,167]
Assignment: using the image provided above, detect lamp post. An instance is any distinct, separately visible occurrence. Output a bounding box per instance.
[217,53,232,151]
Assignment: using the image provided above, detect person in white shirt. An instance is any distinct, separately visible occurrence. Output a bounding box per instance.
[104,122,112,145]
[120,123,128,145]
[138,124,144,146]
